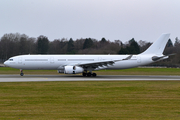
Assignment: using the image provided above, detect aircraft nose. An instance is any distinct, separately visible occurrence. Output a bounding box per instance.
[4,61,8,66]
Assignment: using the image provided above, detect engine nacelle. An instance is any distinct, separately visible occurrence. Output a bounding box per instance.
[64,66,84,74]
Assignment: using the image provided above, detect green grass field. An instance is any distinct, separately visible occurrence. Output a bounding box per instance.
[0,67,180,119]
[0,81,180,120]
[1,67,180,75]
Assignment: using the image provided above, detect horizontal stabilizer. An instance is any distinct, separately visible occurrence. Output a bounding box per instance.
[152,53,175,61]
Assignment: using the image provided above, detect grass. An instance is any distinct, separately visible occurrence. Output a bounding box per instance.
[1,67,180,75]
[0,81,180,119]
[0,67,57,75]
[97,67,180,75]
[0,67,180,119]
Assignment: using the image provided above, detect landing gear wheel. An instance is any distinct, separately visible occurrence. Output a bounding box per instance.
[83,72,87,77]
[87,72,92,77]
[20,69,24,76]
[92,73,97,77]
[20,73,24,76]
[83,71,97,77]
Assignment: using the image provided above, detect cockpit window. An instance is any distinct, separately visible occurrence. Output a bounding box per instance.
[9,59,13,61]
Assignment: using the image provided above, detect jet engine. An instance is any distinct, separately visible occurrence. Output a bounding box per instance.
[64,66,84,74]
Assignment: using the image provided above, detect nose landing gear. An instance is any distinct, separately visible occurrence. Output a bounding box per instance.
[20,69,24,76]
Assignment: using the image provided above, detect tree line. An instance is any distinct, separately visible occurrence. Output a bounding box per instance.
[0,33,180,67]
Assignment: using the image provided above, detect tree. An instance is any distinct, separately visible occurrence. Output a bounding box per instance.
[67,38,75,54]
[26,37,36,54]
[83,38,93,49]
[118,38,140,54]
[138,40,152,53]
[0,33,22,60]
[19,35,29,54]
[100,37,107,43]
[0,35,11,60]
[49,40,61,54]
[114,40,122,46]
[118,47,129,54]
[174,37,180,47]
[128,38,140,54]
[37,35,49,54]
[166,39,173,47]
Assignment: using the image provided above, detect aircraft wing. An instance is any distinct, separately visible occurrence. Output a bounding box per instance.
[74,55,133,69]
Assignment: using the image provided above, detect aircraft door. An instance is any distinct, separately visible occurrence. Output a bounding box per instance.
[18,57,22,64]
[50,57,54,63]
[137,56,141,63]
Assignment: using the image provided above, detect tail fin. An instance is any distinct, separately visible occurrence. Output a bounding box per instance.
[141,33,170,55]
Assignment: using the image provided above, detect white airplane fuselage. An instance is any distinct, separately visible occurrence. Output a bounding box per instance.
[4,54,153,70]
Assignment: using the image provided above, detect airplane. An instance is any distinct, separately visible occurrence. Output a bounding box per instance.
[4,33,171,77]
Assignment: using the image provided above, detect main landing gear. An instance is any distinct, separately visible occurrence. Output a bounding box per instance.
[20,69,24,76]
[82,71,97,77]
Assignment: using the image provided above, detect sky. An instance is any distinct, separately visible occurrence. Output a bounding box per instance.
[0,0,180,43]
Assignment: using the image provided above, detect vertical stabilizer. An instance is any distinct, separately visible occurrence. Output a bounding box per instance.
[141,33,170,55]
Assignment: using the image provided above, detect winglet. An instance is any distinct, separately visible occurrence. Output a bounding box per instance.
[113,55,133,62]
[122,55,133,60]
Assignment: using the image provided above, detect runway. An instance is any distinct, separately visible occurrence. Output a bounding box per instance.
[0,75,180,82]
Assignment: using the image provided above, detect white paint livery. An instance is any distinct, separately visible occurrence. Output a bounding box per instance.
[4,33,171,77]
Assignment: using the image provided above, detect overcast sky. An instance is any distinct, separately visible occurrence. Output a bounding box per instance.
[0,0,180,43]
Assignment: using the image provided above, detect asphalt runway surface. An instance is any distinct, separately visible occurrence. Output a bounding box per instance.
[0,75,180,82]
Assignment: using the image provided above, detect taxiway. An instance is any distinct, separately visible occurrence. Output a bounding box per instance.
[0,75,180,82]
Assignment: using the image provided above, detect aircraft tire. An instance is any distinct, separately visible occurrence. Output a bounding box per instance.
[87,72,92,77]
[20,73,24,76]
[83,72,87,77]
[92,73,97,77]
